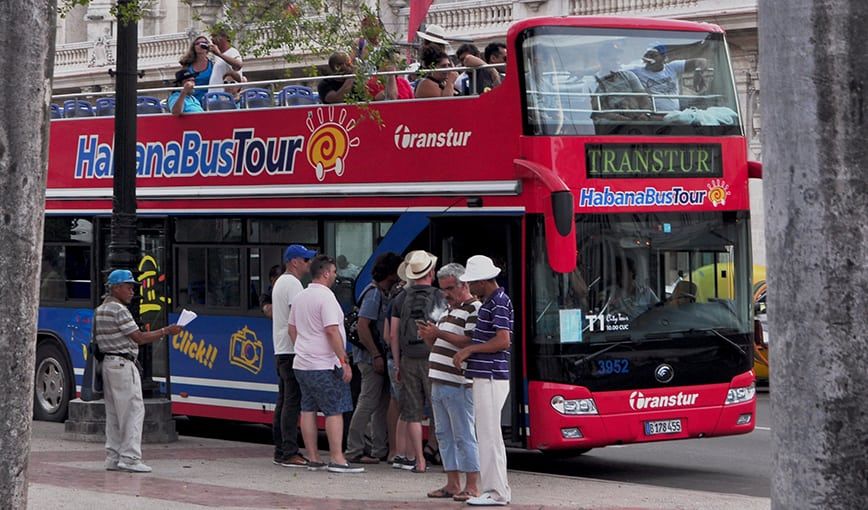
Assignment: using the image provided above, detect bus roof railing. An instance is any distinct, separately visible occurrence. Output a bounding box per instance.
[49,63,507,102]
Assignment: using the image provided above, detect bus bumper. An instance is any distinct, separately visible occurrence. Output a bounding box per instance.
[527,373,756,451]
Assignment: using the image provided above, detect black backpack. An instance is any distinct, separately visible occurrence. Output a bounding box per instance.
[344,284,383,353]
[398,285,443,359]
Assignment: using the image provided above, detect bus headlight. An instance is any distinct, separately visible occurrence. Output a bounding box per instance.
[725,383,756,405]
[551,395,598,415]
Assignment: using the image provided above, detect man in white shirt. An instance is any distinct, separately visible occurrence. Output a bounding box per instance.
[289,255,363,474]
[208,27,243,93]
[271,244,315,468]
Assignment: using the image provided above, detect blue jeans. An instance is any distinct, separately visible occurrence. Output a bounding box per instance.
[431,382,480,473]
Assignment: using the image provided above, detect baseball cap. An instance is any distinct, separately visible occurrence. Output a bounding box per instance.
[283,244,317,263]
[173,68,198,85]
[106,269,139,286]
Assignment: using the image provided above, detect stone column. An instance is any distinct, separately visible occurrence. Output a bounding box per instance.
[759,1,868,508]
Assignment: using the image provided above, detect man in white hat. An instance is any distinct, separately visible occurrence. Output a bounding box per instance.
[389,250,447,473]
[453,255,513,506]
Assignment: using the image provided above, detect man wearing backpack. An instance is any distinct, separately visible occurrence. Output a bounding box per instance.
[389,250,447,473]
[345,252,402,464]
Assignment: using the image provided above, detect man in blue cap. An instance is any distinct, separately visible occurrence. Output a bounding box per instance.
[271,244,317,467]
[95,269,183,473]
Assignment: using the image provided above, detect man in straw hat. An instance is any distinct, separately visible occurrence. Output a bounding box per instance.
[389,250,447,473]
[453,255,513,506]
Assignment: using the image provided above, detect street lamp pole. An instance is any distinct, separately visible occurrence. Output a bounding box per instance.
[107,0,155,392]
[107,0,138,274]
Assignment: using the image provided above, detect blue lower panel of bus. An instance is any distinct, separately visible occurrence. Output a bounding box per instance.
[38,307,93,390]
[166,312,280,420]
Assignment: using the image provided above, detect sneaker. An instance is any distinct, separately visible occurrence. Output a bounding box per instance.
[391,456,407,469]
[399,457,416,471]
[279,454,309,468]
[105,459,120,471]
[306,461,328,472]
[117,460,152,473]
[466,494,508,506]
[327,462,365,474]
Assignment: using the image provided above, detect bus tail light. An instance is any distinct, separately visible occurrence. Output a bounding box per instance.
[725,383,756,405]
[551,395,598,415]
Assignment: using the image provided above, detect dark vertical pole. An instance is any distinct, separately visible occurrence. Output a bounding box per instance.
[108,0,154,394]
[108,0,138,272]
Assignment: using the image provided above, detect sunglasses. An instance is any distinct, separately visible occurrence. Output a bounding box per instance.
[223,80,238,84]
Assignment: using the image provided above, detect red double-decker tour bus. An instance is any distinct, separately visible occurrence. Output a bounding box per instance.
[37,15,757,453]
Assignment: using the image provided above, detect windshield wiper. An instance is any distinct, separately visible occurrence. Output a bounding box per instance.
[690,327,747,356]
[573,339,630,366]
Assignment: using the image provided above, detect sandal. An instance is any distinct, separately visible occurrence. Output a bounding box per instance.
[410,464,428,473]
[453,491,478,502]
[427,488,455,498]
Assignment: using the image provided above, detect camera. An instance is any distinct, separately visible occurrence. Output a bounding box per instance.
[229,326,264,374]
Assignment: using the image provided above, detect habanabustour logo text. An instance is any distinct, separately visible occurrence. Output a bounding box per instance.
[393,124,472,149]
[579,186,708,208]
[74,129,304,179]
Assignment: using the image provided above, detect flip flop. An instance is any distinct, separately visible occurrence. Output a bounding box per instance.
[427,488,455,498]
[453,491,478,502]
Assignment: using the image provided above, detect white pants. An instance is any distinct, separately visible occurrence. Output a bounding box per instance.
[473,378,511,503]
[102,355,144,463]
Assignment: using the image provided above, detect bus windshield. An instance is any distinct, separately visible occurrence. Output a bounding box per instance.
[520,27,742,136]
[531,212,752,345]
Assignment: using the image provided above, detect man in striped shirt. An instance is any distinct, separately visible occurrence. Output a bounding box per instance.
[453,255,513,506]
[95,269,182,473]
[418,263,481,501]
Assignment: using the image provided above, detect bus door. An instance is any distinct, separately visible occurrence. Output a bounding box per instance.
[96,217,171,398]
[428,215,526,447]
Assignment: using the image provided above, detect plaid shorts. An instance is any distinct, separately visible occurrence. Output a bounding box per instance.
[398,357,431,422]
[294,367,353,417]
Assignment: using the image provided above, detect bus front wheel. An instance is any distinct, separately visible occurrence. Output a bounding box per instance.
[33,341,73,422]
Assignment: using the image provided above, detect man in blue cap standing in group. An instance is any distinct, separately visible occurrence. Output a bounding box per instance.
[271,244,317,467]
[96,269,182,473]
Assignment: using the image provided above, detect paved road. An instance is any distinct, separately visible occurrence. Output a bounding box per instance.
[509,390,771,498]
[178,390,771,499]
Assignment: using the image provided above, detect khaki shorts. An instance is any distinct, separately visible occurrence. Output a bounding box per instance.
[398,357,431,422]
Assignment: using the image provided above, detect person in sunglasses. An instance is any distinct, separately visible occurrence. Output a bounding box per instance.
[270,244,317,468]
[208,26,244,93]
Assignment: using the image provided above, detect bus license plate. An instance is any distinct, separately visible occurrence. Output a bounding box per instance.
[644,419,682,435]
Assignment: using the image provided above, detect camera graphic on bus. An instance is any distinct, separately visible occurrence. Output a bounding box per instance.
[229,326,264,375]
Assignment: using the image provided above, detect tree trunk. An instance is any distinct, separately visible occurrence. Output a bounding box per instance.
[0,1,56,507]
[760,1,868,508]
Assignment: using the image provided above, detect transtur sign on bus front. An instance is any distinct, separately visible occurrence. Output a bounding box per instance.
[586,144,723,178]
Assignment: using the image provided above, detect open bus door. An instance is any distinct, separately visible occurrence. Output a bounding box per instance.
[96,217,172,398]
[428,215,526,447]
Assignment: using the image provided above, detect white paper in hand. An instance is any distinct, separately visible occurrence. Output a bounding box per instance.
[178,309,198,327]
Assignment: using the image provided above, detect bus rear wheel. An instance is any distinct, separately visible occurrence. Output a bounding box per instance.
[33,342,72,422]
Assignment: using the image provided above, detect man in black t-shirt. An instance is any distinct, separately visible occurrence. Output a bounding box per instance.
[318,52,358,104]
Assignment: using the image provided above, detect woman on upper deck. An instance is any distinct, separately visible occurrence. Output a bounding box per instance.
[178,35,214,106]
[414,47,458,99]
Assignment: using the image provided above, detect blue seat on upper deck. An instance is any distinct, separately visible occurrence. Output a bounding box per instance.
[241,88,274,109]
[137,95,164,115]
[50,104,63,119]
[203,91,238,111]
[63,99,95,118]
[277,85,318,106]
[95,97,116,117]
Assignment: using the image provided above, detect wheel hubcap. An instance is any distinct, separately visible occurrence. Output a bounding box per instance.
[36,357,65,414]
